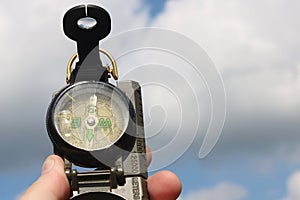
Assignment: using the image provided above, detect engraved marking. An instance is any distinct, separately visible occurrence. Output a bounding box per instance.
[132,177,140,199]
[130,154,139,174]
[136,138,145,153]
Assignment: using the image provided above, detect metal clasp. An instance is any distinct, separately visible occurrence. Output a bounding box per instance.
[66,48,119,84]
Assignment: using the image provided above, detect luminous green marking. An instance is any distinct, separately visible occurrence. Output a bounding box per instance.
[99,118,112,128]
[88,105,96,113]
[87,129,93,142]
[71,117,81,128]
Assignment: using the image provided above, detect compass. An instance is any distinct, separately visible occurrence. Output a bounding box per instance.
[54,82,129,151]
[47,81,136,168]
[45,5,149,199]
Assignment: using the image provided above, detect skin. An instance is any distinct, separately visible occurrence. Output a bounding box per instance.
[20,147,182,200]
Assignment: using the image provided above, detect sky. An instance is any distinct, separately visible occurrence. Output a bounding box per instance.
[0,0,300,200]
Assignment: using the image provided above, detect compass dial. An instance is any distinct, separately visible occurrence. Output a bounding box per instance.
[52,82,130,151]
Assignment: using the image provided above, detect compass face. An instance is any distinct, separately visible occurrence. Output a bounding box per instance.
[52,82,130,151]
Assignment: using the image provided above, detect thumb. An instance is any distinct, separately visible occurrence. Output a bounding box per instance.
[20,155,70,200]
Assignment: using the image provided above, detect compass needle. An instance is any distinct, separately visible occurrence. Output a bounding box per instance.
[66,93,75,102]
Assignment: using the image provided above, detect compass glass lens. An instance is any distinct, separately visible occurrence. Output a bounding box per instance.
[53,82,130,151]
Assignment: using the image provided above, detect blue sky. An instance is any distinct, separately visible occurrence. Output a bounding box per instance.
[1,0,300,200]
[143,0,167,17]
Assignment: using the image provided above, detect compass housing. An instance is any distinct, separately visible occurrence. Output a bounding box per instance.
[46,81,136,168]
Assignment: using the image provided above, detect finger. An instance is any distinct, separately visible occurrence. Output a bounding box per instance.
[20,155,70,200]
[148,170,182,200]
[146,146,152,167]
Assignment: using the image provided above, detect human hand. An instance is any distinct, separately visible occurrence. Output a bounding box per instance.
[20,149,182,200]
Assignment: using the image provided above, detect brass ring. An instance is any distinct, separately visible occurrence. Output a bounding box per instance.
[66,48,118,84]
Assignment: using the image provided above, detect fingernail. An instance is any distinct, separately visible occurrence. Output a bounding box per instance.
[42,157,55,175]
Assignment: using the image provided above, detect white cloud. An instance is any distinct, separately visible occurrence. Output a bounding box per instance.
[152,0,300,115]
[149,0,300,163]
[282,171,300,200]
[181,182,247,200]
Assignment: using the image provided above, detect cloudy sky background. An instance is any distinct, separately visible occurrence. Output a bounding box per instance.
[0,0,300,199]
